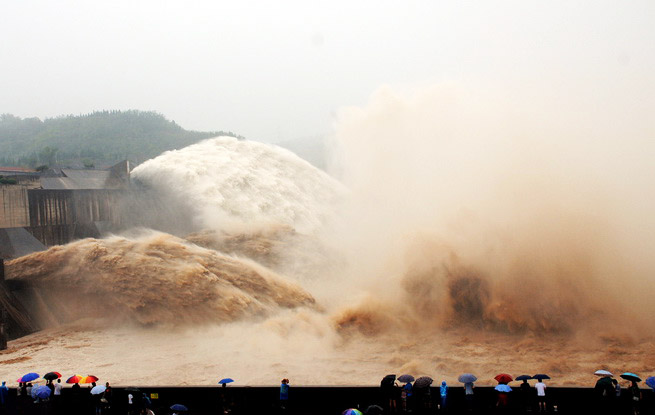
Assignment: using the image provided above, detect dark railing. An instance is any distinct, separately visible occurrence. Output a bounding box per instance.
[4,385,654,415]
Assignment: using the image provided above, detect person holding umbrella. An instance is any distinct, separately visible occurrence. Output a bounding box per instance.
[380,374,398,414]
[621,373,643,415]
[457,373,476,412]
[494,384,512,410]
[494,374,513,411]
[515,375,533,413]
[594,370,615,414]
[397,375,414,413]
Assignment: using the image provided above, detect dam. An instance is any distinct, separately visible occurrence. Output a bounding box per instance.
[0,161,130,343]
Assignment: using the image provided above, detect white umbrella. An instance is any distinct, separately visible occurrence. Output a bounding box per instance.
[594,369,613,377]
[90,385,106,395]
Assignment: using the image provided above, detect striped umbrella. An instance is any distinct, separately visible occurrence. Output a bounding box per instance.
[79,375,99,384]
[66,375,84,384]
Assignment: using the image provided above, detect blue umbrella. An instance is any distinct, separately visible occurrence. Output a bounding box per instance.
[170,404,188,412]
[218,378,234,384]
[495,384,512,393]
[516,375,532,381]
[458,373,477,383]
[645,376,655,389]
[398,374,415,383]
[34,385,51,399]
[17,373,39,383]
[620,372,641,382]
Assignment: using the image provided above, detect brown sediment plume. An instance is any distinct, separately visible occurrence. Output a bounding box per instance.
[5,231,316,328]
[185,224,343,282]
[185,225,301,270]
[332,218,651,341]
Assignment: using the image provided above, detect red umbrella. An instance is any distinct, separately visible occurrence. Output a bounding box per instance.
[494,374,513,384]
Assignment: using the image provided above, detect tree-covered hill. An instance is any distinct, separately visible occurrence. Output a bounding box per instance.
[0,110,242,168]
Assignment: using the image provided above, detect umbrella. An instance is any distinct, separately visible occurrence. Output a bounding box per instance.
[342,410,363,415]
[515,375,532,381]
[17,373,40,383]
[533,374,551,381]
[495,384,512,393]
[413,376,433,388]
[645,376,655,390]
[365,405,384,415]
[494,374,513,384]
[218,378,234,384]
[91,385,107,395]
[43,372,62,381]
[33,385,51,399]
[594,369,613,377]
[620,372,641,382]
[397,374,414,383]
[66,375,84,384]
[125,387,141,392]
[170,404,188,412]
[458,373,477,383]
[80,375,99,384]
[381,374,396,386]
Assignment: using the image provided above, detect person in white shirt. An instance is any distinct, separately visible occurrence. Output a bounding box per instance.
[535,380,547,412]
[54,379,62,396]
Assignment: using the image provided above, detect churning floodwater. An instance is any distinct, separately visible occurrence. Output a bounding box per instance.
[3,85,655,386]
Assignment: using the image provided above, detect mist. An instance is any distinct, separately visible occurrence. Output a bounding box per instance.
[327,82,655,337]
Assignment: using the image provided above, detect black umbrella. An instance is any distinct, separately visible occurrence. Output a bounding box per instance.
[381,374,396,387]
[533,374,550,381]
[413,376,433,388]
[516,375,532,381]
[43,372,62,381]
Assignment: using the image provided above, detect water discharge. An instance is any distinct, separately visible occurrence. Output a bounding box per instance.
[2,84,655,386]
[6,231,316,326]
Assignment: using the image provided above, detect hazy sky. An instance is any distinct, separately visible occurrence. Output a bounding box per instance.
[1,0,653,142]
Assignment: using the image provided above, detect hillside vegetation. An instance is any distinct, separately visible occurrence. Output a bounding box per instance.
[0,110,241,168]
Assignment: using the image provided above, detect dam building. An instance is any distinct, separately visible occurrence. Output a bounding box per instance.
[0,161,129,250]
[0,161,130,344]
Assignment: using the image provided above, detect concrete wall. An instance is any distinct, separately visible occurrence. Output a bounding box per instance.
[25,189,123,246]
[0,186,29,228]
[1,187,124,246]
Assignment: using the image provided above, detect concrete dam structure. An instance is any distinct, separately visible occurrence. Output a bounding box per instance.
[0,161,131,343]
